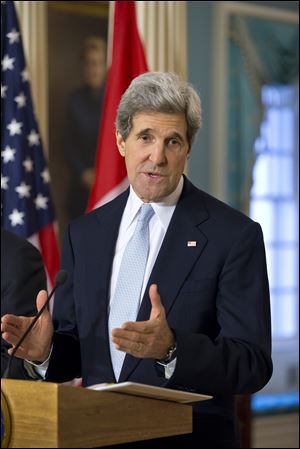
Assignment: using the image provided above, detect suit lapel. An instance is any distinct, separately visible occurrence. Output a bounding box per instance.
[119,179,209,381]
[92,190,129,381]
[94,191,129,297]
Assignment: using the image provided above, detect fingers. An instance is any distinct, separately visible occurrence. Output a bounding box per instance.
[36,290,49,313]
[2,317,34,358]
[149,284,165,321]
[117,341,144,357]
[1,315,32,343]
[112,327,147,342]
[2,332,19,348]
[2,300,53,362]
[1,313,25,328]
[2,325,22,345]
[111,320,164,359]
[2,329,31,349]
[111,332,146,358]
[120,320,154,333]
[7,345,28,358]
[110,284,168,359]
[111,326,150,358]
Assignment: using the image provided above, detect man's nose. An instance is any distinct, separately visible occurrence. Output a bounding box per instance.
[149,142,167,165]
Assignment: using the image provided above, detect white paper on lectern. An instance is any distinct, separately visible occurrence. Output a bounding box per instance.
[88,381,212,404]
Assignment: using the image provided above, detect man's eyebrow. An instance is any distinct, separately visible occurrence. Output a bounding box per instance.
[135,129,185,142]
[135,128,152,137]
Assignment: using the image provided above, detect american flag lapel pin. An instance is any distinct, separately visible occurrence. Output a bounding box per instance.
[187,241,197,247]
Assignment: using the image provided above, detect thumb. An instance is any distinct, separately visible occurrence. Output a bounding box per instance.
[149,284,164,321]
[36,290,49,315]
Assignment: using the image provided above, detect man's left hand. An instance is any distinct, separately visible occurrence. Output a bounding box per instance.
[111,284,175,359]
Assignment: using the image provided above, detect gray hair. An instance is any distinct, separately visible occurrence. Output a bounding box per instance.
[116,72,202,147]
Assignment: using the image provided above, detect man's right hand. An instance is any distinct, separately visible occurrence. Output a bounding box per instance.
[1,290,54,362]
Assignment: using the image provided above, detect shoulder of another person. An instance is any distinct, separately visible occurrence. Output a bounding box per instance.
[1,230,41,259]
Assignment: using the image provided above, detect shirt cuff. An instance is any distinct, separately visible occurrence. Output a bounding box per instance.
[156,357,177,379]
[25,345,53,379]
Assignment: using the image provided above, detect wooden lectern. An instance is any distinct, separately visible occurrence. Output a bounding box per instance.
[1,379,192,448]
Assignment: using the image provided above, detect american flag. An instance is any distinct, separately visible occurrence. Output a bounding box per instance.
[1,1,59,286]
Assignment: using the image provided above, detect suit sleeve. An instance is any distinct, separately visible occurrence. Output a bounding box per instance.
[167,221,273,395]
[1,236,47,379]
[45,225,82,383]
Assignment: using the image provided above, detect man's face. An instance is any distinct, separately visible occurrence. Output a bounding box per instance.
[83,48,106,89]
[116,113,190,202]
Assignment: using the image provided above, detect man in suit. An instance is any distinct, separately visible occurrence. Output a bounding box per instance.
[1,72,272,448]
[1,229,47,379]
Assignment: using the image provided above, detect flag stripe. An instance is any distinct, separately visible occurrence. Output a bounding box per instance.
[38,224,60,286]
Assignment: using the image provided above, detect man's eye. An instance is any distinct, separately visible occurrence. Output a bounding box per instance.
[168,138,181,148]
[139,135,151,142]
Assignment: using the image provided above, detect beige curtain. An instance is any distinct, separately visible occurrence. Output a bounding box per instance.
[14,1,48,155]
[136,1,187,80]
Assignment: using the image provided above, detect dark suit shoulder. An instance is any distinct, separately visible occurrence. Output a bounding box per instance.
[201,190,253,225]
[181,179,262,251]
[184,178,255,226]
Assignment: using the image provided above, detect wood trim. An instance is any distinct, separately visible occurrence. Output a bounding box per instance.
[48,1,109,18]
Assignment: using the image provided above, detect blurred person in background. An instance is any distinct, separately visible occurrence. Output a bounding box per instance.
[63,37,106,221]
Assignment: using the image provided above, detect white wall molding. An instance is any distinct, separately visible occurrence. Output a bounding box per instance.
[211,0,298,201]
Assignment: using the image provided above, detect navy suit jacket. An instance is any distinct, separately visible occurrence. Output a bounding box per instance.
[47,178,272,447]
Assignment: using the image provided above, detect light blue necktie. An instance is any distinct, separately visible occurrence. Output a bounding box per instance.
[109,203,155,380]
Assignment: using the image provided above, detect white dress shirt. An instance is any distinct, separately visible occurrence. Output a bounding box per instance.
[109,176,184,309]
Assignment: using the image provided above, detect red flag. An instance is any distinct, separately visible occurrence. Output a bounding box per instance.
[87,1,148,210]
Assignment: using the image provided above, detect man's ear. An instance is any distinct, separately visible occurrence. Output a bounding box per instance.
[116,130,126,156]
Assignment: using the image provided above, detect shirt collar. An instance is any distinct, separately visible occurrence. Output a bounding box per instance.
[125,176,184,231]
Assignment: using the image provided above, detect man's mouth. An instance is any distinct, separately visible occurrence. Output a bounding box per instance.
[143,172,165,178]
